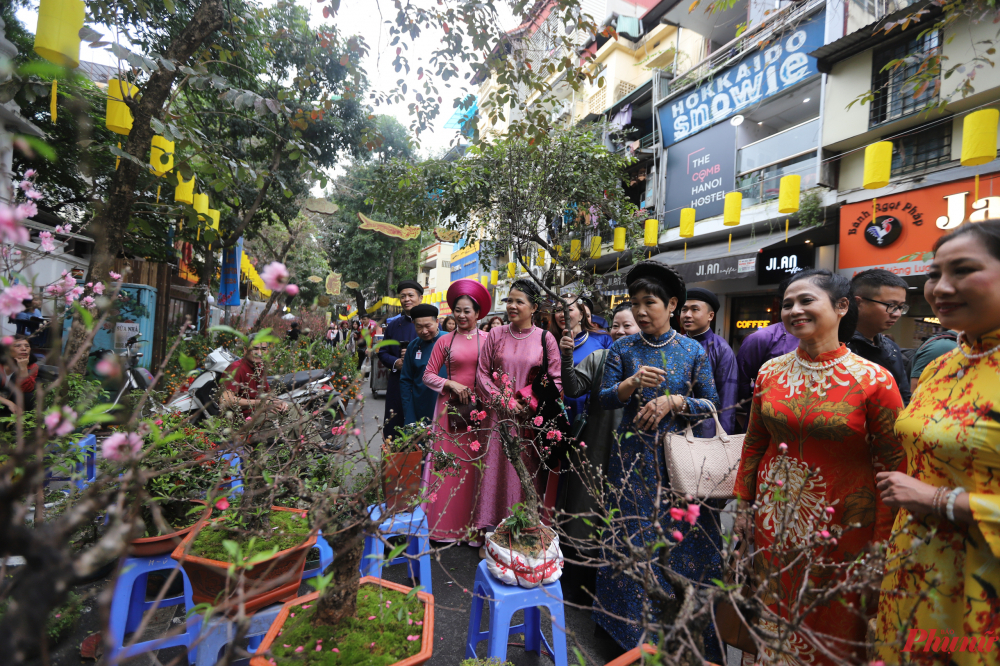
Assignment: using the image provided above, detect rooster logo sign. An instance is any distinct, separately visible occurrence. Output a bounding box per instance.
[863,215,902,248]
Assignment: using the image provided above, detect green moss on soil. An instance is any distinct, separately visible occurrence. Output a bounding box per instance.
[268,585,425,665]
[190,510,311,561]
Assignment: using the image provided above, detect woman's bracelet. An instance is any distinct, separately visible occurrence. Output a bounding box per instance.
[931,486,949,517]
[945,487,965,522]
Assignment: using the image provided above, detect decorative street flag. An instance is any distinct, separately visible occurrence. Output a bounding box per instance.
[357,212,420,240]
[219,237,243,307]
[326,273,342,295]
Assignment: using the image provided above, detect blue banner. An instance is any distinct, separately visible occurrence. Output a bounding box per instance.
[658,10,825,147]
[219,236,242,307]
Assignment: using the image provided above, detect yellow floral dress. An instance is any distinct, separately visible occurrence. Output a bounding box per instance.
[877,329,1000,665]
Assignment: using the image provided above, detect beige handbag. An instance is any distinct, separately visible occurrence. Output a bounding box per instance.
[662,405,745,499]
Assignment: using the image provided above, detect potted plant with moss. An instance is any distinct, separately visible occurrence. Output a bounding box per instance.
[249,471,435,666]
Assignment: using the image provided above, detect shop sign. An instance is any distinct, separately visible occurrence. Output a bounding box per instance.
[736,319,771,329]
[838,173,1000,277]
[656,11,825,147]
[662,121,737,228]
[675,252,758,284]
[757,243,814,285]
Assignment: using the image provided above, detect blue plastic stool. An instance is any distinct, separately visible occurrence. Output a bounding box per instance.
[193,603,282,666]
[219,453,243,494]
[359,503,432,595]
[45,434,97,490]
[107,553,201,663]
[302,530,334,580]
[465,559,568,665]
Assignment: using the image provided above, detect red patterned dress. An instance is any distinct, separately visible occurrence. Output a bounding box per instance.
[735,344,905,665]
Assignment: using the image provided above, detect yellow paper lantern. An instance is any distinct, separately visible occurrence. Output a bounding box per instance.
[207,209,220,231]
[613,227,626,252]
[961,109,999,167]
[570,239,582,260]
[150,136,175,177]
[33,0,84,68]
[193,193,209,220]
[537,248,545,266]
[644,219,658,246]
[490,269,499,285]
[863,141,893,189]
[679,208,695,238]
[480,275,488,287]
[590,236,602,259]
[724,193,742,227]
[105,78,139,136]
[507,262,516,279]
[553,245,563,258]
[778,175,801,214]
[175,173,194,204]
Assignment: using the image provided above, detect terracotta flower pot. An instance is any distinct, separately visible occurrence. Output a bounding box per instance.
[605,645,722,666]
[170,506,316,614]
[382,450,425,512]
[249,576,435,666]
[131,499,212,556]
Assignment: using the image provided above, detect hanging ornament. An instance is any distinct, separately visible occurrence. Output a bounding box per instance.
[193,193,209,220]
[961,109,999,201]
[150,136,175,177]
[537,247,546,266]
[115,141,121,170]
[779,175,801,242]
[570,239,582,261]
[490,269,499,285]
[864,141,893,223]
[613,227,626,252]
[679,208,695,238]
[507,262,516,279]
[33,0,84,125]
[643,219,658,247]
[480,275,488,287]
[724,193,741,227]
[590,236,602,259]
[207,209,220,231]
[106,78,139,135]
[175,173,195,205]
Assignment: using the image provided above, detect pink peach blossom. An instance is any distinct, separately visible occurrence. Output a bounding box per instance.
[101,432,142,461]
[215,498,230,510]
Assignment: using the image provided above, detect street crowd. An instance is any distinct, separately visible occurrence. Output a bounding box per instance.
[371,220,1000,664]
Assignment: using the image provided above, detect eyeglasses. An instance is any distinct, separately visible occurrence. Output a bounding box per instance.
[860,296,910,315]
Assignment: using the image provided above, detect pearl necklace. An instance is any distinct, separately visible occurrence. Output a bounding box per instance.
[955,331,1000,378]
[574,331,589,348]
[507,324,533,340]
[639,330,676,348]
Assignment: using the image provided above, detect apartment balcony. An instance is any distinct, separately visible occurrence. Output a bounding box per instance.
[654,0,826,106]
[735,118,820,206]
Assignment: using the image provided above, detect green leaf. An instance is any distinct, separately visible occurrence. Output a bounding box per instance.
[163,0,176,13]
[209,325,248,343]
[179,352,196,374]
[221,540,241,562]
[16,135,57,162]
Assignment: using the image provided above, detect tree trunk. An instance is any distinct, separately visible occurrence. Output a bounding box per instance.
[65,0,225,368]
[238,443,272,533]
[313,525,364,626]
[501,430,540,526]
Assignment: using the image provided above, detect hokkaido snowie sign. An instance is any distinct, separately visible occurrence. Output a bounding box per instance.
[657,11,825,147]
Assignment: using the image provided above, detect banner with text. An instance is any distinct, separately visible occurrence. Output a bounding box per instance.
[219,237,243,307]
[657,10,825,147]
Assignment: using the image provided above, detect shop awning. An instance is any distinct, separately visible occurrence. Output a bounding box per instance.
[648,226,813,284]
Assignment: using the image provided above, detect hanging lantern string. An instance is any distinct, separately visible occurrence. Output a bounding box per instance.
[50,80,58,123]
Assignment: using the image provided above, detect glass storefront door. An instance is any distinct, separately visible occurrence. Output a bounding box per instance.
[728,293,781,355]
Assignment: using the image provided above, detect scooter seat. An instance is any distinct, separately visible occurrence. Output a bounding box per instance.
[268,369,327,392]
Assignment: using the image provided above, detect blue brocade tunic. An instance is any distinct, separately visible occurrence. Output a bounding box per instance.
[594,329,724,660]
[564,330,613,424]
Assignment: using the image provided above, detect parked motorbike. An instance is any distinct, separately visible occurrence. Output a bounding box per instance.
[91,335,159,412]
[166,347,348,447]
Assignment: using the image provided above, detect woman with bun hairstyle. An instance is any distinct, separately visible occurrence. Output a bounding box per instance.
[422,279,491,544]
[734,268,904,665]
[595,261,722,657]
[551,297,612,424]
[876,220,1000,662]
[474,279,562,547]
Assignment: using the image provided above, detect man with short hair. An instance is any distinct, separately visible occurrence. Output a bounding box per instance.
[400,304,446,426]
[847,269,912,404]
[378,280,423,439]
[681,287,738,435]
